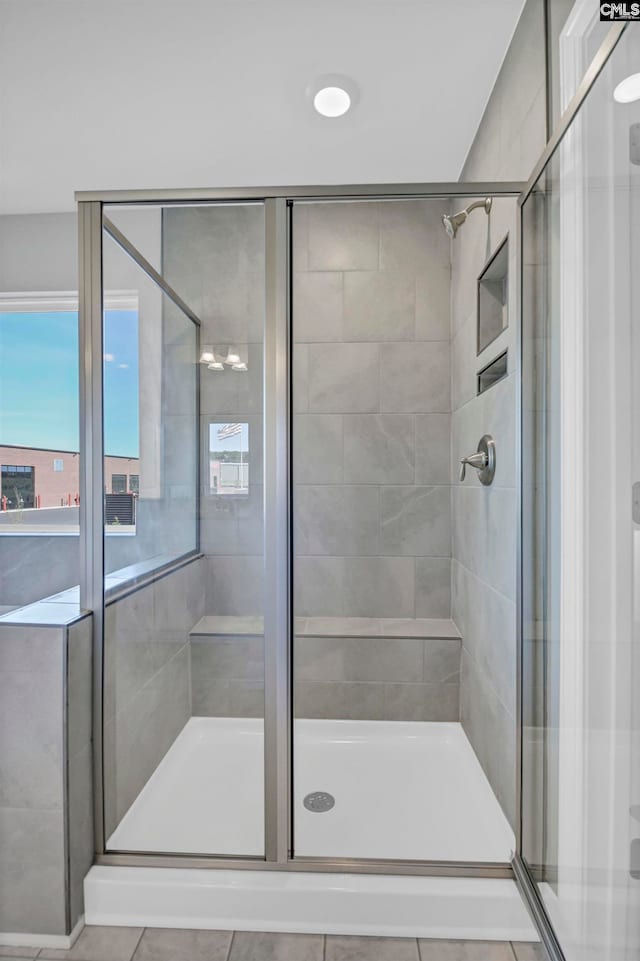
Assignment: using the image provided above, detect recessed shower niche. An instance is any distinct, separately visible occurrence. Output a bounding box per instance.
[477,236,509,354]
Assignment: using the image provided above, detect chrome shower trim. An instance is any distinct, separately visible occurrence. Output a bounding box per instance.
[76,182,525,204]
[82,182,525,882]
[95,851,515,879]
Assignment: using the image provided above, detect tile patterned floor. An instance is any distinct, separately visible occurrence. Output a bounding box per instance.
[0,928,548,961]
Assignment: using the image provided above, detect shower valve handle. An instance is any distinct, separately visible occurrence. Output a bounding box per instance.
[459,452,488,482]
[459,435,496,486]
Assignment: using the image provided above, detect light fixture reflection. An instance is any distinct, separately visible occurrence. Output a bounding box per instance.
[200,346,215,363]
[208,361,224,371]
[231,362,248,372]
[225,349,241,365]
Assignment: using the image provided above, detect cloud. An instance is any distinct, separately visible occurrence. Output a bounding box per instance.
[104,353,115,362]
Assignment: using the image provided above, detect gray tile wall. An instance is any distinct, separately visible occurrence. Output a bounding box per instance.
[0,615,93,938]
[103,557,205,839]
[450,0,547,828]
[190,632,460,722]
[293,200,452,622]
[162,206,265,617]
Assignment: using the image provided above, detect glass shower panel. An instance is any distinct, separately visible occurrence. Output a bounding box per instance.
[521,24,640,961]
[101,203,266,856]
[290,198,514,864]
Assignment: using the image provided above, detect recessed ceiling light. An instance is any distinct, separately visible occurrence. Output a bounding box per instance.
[313,86,351,118]
[614,73,640,103]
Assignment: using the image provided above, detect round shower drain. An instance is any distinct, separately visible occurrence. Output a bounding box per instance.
[303,791,335,813]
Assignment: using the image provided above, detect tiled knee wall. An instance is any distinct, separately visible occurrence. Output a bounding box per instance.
[190,632,461,722]
[102,557,205,838]
[0,615,92,937]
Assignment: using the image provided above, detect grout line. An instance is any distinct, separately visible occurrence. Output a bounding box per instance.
[322,933,326,961]
[129,927,145,961]
[225,930,235,961]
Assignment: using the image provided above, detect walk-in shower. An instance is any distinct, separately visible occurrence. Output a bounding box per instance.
[75,182,525,887]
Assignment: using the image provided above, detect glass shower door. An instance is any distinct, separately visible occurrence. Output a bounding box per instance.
[520,23,640,961]
[99,202,267,857]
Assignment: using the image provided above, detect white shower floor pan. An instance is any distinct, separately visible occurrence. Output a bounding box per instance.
[91,719,530,940]
[107,717,515,863]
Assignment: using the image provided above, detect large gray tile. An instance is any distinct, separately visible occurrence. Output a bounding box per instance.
[192,677,264,718]
[295,636,423,683]
[68,744,94,928]
[415,414,451,485]
[191,636,264,680]
[293,415,344,485]
[451,561,516,716]
[293,271,343,342]
[294,486,379,556]
[380,342,450,413]
[206,556,264,615]
[342,557,414,618]
[295,680,387,721]
[307,202,379,272]
[104,645,190,830]
[380,487,450,557]
[344,415,414,484]
[423,638,461,683]
[308,343,379,413]
[0,859,65,936]
[228,931,323,961]
[0,625,62,673]
[39,926,143,961]
[343,271,415,342]
[415,266,450,341]
[0,669,62,808]
[460,650,516,828]
[379,200,450,272]
[415,557,451,618]
[418,941,515,961]
[384,681,459,721]
[326,935,419,960]
[293,556,345,617]
[132,928,232,961]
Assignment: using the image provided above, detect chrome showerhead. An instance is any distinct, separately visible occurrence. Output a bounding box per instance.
[442,197,492,239]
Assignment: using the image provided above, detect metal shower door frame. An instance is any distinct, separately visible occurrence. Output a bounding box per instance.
[78,181,525,880]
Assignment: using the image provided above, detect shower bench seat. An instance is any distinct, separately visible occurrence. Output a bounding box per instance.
[189,615,462,722]
[190,615,461,639]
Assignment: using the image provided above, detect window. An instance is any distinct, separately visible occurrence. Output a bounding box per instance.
[0,291,139,528]
[208,422,249,495]
[129,474,139,494]
[111,474,127,494]
[1,464,35,509]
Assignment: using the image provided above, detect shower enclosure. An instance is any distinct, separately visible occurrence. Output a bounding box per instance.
[78,182,524,877]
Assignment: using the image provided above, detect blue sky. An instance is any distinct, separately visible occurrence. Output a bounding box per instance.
[0,309,139,457]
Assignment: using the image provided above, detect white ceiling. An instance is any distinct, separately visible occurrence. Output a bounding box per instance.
[0,0,526,214]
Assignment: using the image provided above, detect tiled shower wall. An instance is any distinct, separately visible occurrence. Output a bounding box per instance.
[450,0,547,827]
[292,200,452,619]
[163,205,265,616]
